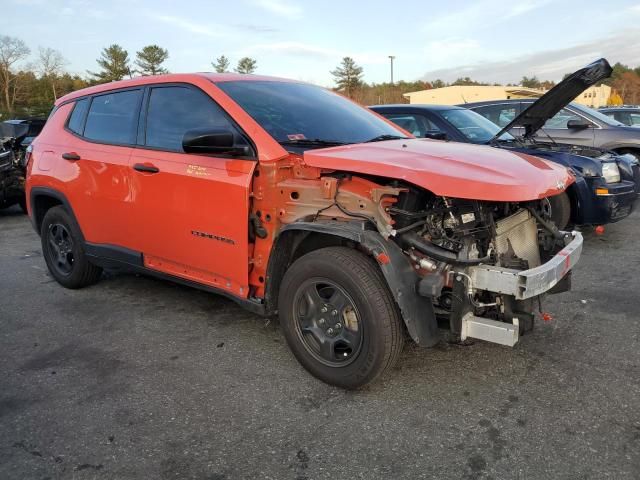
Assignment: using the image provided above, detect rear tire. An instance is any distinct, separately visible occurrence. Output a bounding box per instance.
[549,192,571,230]
[278,246,404,389]
[41,206,102,289]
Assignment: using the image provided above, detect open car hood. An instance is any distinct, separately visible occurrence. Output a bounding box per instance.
[490,58,612,142]
[303,139,573,202]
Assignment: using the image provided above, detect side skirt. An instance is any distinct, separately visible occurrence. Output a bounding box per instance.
[84,242,266,316]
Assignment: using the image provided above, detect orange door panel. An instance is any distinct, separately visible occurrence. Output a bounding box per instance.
[128,148,255,297]
[32,100,136,247]
[60,142,135,246]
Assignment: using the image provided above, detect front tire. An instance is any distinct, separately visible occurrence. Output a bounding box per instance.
[41,206,102,289]
[548,192,571,230]
[278,247,404,389]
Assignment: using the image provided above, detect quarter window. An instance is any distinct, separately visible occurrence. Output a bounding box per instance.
[84,90,142,144]
[145,86,237,151]
[67,98,89,135]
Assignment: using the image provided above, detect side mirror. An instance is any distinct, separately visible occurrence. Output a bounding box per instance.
[423,130,447,140]
[566,119,592,130]
[182,129,250,156]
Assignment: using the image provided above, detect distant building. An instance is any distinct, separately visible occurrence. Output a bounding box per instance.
[403,84,612,108]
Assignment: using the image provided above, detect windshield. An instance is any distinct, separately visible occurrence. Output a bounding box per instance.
[216,81,407,147]
[570,103,625,127]
[440,108,514,143]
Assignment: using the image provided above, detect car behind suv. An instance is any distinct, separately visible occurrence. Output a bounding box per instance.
[598,107,640,127]
[27,74,582,388]
[464,98,640,161]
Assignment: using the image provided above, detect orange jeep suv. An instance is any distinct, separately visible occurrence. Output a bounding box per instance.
[27,74,583,388]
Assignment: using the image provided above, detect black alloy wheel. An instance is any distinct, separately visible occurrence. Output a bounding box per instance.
[47,223,75,276]
[293,278,363,367]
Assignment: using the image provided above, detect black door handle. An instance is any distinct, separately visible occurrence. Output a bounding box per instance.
[62,152,81,161]
[133,163,160,173]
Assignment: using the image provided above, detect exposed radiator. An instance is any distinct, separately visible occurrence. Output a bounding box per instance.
[494,209,540,268]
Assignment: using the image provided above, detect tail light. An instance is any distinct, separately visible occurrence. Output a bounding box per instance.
[24,144,33,168]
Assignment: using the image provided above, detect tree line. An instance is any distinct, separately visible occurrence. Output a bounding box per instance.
[0,35,258,118]
[2,34,640,119]
[331,56,640,106]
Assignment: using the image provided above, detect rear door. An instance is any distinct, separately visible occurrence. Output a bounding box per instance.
[56,89,142,246]
[128,84,255,298]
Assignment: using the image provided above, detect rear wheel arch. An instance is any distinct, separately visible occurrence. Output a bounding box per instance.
[30,188,82,239]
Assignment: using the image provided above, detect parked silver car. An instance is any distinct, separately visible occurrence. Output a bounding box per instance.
[463,97,640,161]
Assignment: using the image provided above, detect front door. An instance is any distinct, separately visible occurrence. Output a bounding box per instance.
[129,85,256,298]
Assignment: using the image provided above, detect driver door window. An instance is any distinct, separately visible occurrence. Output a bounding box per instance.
[542,108,589,129]
[145,86,246,151]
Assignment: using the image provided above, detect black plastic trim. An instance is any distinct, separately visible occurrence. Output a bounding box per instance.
[84,242,265,315]
[29,187,81,237]
[277,221,440,347]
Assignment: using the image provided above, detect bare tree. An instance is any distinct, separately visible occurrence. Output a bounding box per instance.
[38,47,67,100]
[0,35,31,114]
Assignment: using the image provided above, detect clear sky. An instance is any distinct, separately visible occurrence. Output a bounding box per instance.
[3,0,640,86]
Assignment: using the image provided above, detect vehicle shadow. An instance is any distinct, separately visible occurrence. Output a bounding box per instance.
[0,204,25,217]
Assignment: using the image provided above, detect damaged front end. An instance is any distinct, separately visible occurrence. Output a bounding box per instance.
[389,189,582,347]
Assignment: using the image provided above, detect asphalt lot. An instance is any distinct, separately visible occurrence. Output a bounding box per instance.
[1,205,639,480]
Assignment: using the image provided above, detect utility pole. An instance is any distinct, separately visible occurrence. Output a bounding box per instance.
[388,55,395,85]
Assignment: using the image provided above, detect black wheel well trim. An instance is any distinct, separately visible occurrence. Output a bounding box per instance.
[84,242,265,315]
[265,221,439,347]
[29,187,83,239]
[612,146,640,155]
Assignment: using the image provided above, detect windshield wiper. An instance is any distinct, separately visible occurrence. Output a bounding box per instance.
[279,139,347,148]
[364,134,408,143]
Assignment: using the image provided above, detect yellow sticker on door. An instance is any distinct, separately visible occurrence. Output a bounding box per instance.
[186,164,211,177]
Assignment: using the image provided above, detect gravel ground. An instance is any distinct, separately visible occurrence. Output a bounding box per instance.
[1,205,639,480]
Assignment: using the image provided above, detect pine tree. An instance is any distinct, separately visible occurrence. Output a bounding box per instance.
[235,57,257,74]
[212,55,230,73]
[330,57,363,97]
[89,45,130,83]
[135,45,169,76]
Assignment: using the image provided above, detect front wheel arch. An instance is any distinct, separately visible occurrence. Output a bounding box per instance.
[614,147,640,162]
[264,222,440,347]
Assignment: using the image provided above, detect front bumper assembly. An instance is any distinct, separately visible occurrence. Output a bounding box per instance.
[459,231,583,346]
[468,231,583,300]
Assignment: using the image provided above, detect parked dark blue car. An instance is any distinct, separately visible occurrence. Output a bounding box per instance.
[372,59,639,229]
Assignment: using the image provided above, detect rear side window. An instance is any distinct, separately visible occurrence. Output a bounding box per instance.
[67,98,89,134]
[84,90,142,144]
[145,86,237,151]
